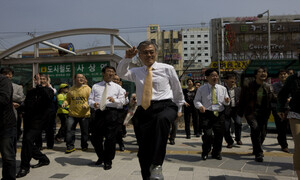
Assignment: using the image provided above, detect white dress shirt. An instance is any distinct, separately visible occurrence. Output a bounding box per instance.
[193,83,230,112]
[117,59,185,112]
[116,87,129,109]
[88,81,125,109]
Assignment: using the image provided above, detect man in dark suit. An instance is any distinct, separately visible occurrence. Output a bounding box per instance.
[16,73,54,178]
[223,72,243,148]
[0,73,17,180]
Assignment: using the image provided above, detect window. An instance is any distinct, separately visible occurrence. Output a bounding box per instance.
[198,53,201,56]
[190,35,194,38]
[204,34,208,38]
[205,60,209,62]
[191,47,195,50]
[198,60,202,62]
[197,41,201,44]
[198,47,201,50]
[190,41,194,44]
[183,35,187,38]
[164,39,169,43]
[184,48,187,51]
[184,54,188,56]
[173,38,179,43]
[191,54,195,56]
[184,41,187,44]
[197,35,201,38]
[204,47,208,50]
[204,41,208,44]
[205,53,208,56]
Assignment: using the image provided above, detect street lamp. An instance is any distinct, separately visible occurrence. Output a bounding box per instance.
[257,10,271,60]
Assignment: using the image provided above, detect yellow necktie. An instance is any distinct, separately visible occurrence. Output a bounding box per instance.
[212,86,219,117]
[141,67,152,110]
[100,83,108,111]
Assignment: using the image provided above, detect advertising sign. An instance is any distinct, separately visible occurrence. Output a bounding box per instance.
[40,63,72,78]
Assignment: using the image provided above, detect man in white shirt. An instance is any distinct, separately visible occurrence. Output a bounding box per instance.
[194,69,230,161]
[88,66,125,170]
[117,41,185,180]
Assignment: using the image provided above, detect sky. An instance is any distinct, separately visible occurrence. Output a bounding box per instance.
[1,0,300,54]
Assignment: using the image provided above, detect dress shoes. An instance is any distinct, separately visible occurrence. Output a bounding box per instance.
[104,163,112,170]
[282,147,290,153]
[212,154,222,160]
[169,139,175,145]
[201,153,208,160]
[186,135,191,139]
[31,160,50,168]
[236,140,243,145]
[149,165,164,180]
[95,159,103,165]
[119,144,125,151]
[255,155,264,162]
[226,143,233,148]
[16,168,30,178]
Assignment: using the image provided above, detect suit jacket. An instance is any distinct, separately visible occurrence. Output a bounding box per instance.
[238,79,275,117]
[0,74,16,134]
[224,86,241,115]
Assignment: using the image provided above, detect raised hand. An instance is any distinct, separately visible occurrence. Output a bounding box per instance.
[125,46,138,59]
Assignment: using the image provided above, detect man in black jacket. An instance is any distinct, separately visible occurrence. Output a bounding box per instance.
[16,73,54,178]
[223,72,242,148]
[0,74,17,180]
[238,67,275,162]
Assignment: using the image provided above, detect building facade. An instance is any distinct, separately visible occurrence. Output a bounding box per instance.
[182,27,211,70]
[211,15,300,64]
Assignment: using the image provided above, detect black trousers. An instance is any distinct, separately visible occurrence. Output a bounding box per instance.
[90,108,121,164]
[245,109,270,156]
[56,113,68,140]
[183,106,199,136]
[116,108,127,145]
[0,127,16,180]
[133,100,177,180]
[20,128,49,170]
[202,110,225,156]
[224,107,242,144]
[272,108,289,149]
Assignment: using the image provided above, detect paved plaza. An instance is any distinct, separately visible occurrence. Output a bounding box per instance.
[0,125,298,180]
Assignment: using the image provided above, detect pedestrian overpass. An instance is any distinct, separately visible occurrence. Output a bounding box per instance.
[0,28,135,92]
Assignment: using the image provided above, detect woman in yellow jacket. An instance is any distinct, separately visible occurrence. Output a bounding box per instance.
[55,83,69,142]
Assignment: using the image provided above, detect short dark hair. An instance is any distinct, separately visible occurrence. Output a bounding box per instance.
[186,78,194,84]
[277,69,288,76]
[254,66,268,75]
[102,66,116,73]
[224,72,236,80]
[0,67,14,75]
[74,73,85,79]
[205,68,219,76]
[137,40,158,52]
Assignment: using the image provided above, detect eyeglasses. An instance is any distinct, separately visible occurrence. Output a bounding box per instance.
[140,50,155,56]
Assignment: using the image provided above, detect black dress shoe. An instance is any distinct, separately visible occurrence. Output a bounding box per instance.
[255,155,264,162]
[119,144,125,151]
[202,153,208,160]
[104,163,112,170]
[169,139,175,145]
[95,159,103,165]
[31,160,50,168]
[16,168,30,178]
[186,135,191,139]
[212,154,222,160]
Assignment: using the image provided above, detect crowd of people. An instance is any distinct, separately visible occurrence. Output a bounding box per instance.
[0,40,299,180]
